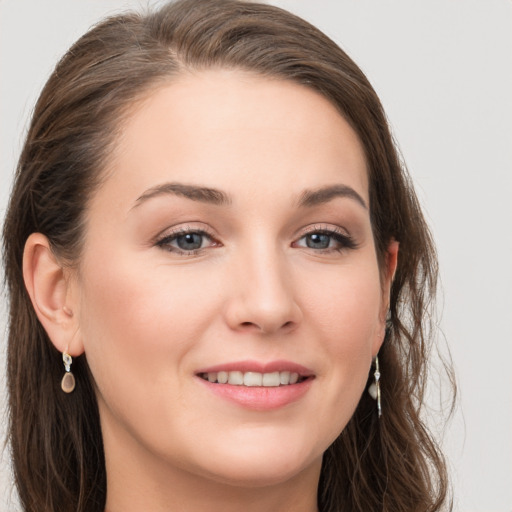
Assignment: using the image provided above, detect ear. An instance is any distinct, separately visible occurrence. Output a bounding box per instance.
[372,239,399,356]
[23,233,84,356]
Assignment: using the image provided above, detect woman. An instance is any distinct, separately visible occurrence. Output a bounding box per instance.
[2,0,453,510]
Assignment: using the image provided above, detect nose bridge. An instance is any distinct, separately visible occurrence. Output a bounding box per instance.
[226,233,301,333]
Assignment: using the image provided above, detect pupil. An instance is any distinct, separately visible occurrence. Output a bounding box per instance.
[307,233,330,249]
[177,233,202,250]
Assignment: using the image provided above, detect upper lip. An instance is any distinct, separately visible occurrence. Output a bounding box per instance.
[195,360,314,376]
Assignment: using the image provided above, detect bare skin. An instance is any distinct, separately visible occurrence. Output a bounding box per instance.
[24,69,397,512]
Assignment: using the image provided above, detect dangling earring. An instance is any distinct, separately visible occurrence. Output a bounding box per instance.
[61,351,76,393]
[368,356,382,418]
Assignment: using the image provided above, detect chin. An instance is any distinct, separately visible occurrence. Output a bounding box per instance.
[199,454,320,489]
[184,429,324,488]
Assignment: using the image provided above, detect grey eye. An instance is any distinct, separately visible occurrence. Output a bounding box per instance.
[175,233,204,250]
[294,229,356,253]
[304,233,333,249]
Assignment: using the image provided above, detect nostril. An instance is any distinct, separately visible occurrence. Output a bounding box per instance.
[237,320,295,333]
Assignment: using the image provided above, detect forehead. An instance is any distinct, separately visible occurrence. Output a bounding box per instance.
[100,69,368,208]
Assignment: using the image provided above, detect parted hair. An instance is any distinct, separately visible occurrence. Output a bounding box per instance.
[2,1,454,511]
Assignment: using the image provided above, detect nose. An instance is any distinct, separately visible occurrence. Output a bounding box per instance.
[223,246,303,335]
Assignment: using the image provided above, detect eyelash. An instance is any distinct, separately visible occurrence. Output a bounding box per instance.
[293,226,358,253]
[155,227,218,255]
[155,225,357,255]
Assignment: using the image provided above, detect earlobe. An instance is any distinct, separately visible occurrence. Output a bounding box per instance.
[23,233,84,356]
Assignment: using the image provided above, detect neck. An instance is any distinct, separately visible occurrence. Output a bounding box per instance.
[105,467,320,512]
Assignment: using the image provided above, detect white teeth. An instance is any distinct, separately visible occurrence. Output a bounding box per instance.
[203,370,305,386]
[262,371,280,387]
[244,372,263,387]
[228,371,244,385]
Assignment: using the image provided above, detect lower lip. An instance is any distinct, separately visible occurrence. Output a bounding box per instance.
[197,377,314,410]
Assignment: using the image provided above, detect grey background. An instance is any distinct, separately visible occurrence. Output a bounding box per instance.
[1,1,511,510]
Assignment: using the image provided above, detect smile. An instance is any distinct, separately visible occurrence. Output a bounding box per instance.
[199,371,307,387]
[195,361,315,410]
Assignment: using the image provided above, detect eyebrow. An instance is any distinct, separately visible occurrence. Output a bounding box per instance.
[297,184,367,209]
[132,181,366,210]
[133,182,232,207]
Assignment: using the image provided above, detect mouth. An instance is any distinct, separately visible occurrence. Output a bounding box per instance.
[195,361,315,410]
[199,370,309,387]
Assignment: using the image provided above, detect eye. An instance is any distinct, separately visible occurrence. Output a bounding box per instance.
[174,232,205,251]
[303,233,333,250]
[156,228,218,254]
[294,228,356,252]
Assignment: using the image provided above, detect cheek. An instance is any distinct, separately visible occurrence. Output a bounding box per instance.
[76,251,219,393]
[299,261,382,431]
[303,260,383,352]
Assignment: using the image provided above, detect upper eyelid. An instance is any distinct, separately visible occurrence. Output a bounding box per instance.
[155,224,216,241]
[155,223,349,239]
[153,223,353,247]
[295,223,350,238]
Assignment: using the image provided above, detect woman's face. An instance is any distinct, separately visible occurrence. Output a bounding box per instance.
[72,70,395,487]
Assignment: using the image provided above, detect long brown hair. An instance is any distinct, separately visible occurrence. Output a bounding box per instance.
[2,1,454,510]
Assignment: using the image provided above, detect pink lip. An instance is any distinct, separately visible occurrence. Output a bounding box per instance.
[195,360,315,411]
[196,359,314,376]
